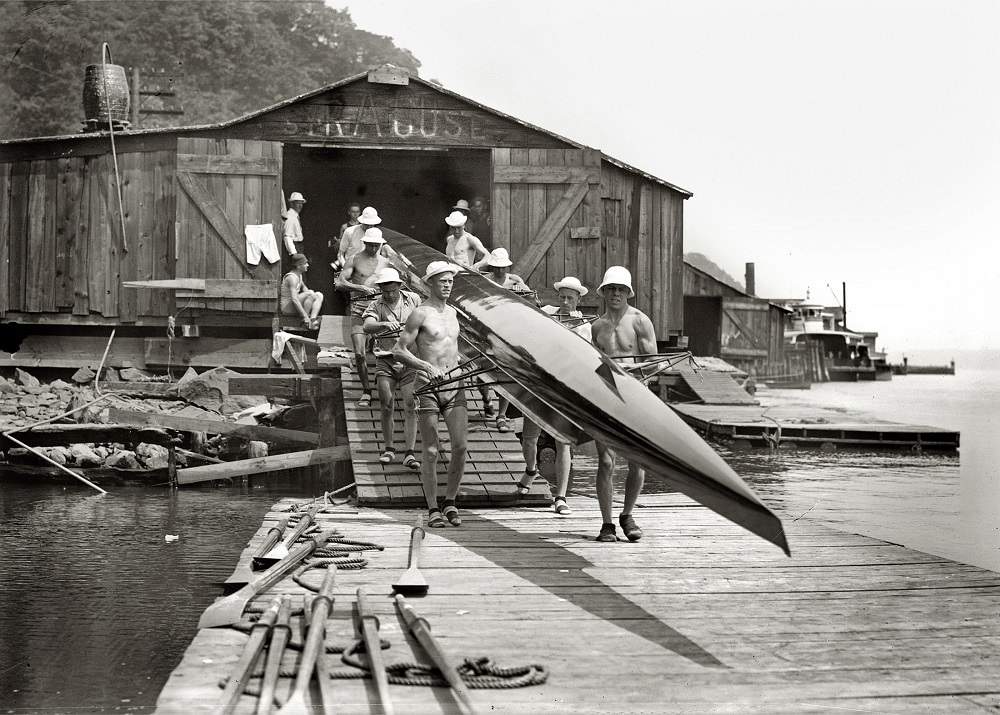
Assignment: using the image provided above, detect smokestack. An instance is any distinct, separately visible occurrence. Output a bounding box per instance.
[745,262,756,296]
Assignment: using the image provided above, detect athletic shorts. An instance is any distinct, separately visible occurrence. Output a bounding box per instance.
[350,315,366,336]
[414,373,466,414]
[375,356,416,385]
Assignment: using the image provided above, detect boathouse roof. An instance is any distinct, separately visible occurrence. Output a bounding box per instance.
[0,68,693,198]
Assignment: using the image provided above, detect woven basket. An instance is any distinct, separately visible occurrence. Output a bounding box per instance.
[82,63,130,123]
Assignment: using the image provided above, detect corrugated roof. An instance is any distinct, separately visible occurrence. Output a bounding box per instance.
[0,68,693,196]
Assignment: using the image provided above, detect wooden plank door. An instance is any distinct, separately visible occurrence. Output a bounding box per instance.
[174,138,282,313]
[491,148,602,296]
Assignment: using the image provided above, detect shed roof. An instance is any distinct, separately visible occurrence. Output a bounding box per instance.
[1,68,692,197]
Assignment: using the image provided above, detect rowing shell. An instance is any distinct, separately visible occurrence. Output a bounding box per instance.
[383,229,789,554]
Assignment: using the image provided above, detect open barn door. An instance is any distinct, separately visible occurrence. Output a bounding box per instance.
[174,138,283,312]
[491,148,602,296]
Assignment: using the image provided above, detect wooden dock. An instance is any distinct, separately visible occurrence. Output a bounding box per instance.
[156,494,1000,713]
[671,401,960,453]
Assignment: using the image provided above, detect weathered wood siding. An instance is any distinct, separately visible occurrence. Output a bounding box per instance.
[491,148,603,297]
[0,147,175,321]
[601,162,685,340]
[225,81,573,149]
[174,138,282,314]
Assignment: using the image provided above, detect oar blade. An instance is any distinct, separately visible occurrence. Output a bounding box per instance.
[392,525,428,596]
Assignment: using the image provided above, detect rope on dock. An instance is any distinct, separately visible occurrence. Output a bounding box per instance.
[333,648,549,689]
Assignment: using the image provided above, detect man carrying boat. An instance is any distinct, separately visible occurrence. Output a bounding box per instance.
[591,266,657,542]
[475,247,532,431]
[363,267,422,469]
[517,276,592,515]
[393,261,469,528]
[337,228,390,407]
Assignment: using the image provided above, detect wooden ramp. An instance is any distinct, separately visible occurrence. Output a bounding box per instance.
[158,494,1000,714]
[675,363,759,405]
[341,368,551,507]
[316,313,550,507]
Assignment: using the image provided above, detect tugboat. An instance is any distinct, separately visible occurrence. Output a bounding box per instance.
[783,291,892,382]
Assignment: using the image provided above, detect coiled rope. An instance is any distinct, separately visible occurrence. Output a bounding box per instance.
[334,648,549,689]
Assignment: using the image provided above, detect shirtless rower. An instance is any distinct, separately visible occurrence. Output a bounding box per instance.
[393,261,469,528]
[336,227,389,407]
[591,266,657,543]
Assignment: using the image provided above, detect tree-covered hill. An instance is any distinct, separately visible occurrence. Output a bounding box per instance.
[0,0,420,139]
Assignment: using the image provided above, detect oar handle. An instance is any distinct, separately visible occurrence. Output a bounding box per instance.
[249,528,336,598]
[310,563,338,616]
[283,506,321,546]
[253,517,289,558]
[355,587,379,631]
[394,593,430,633]
[406,526,424,569]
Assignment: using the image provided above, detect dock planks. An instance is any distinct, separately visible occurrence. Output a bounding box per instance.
[157,493,1000,713]
[340,367,551,507]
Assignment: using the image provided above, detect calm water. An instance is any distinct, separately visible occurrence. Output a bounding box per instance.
[1,367,997,713]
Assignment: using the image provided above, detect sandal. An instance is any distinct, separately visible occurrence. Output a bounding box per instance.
[427,509,446,528]
[442,504,461,527]
[357,393,372,408]
[516,469,537,496]
[402,451,420,470]
[496,417,510,433]
[553,497,572,516]
[378,449,395,465]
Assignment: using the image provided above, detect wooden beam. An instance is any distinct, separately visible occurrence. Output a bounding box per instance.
[121,278,279,299]
[175,170,268,280]
[176,154,279,175]
[175,445,349,485]
[228,375,340,399]
[108,408,318,446]
[4,424,188,448]
[512,179,590,279]
[492,165,599,184]
[143,337,271,369]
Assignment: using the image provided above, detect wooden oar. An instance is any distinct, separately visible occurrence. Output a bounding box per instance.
[355,587,394,715]
[257,506,321,567]
[394,594,476,715]
[252,517,290,571]
[392,525,428,596]
[276,564,338,715]
[213,595,283,715]
[199,529,336,629]
[256,596,292,715]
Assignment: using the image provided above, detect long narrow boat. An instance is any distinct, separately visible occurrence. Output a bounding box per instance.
[383,229,789,555]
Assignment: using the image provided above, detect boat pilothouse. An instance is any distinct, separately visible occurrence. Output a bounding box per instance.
[782,291,892,381]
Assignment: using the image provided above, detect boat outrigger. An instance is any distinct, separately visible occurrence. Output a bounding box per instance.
[381,229,789,555]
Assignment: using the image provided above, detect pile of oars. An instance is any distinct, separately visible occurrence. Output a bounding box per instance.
[205,516,546,714]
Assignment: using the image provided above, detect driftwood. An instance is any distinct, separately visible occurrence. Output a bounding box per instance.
[176,445,349,485]
[3,424,188,449]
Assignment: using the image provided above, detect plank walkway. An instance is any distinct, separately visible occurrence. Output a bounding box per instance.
[314,313,550,506]
[341,367,551,507]
[156,493,1000,713]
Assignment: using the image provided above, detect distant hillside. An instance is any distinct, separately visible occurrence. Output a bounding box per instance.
[684,253,745,292]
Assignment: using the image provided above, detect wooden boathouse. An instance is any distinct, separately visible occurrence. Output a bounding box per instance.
[0,64,692,369]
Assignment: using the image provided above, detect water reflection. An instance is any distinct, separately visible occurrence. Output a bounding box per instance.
[0,480,315,713]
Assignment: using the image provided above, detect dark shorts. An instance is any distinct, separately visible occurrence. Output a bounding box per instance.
[351,315,366,336]
[414,373,467,414]
[375,356,416,385]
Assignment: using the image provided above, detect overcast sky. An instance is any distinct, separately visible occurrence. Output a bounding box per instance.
[340,0,999,359]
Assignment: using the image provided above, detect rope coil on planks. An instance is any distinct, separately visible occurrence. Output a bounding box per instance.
[334,647,549,689]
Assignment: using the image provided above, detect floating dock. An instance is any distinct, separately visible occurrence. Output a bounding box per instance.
[156,494,1000,713]
[671,401,960,453]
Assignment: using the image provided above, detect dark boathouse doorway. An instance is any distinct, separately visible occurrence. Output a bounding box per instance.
[283,145,492,314]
